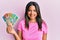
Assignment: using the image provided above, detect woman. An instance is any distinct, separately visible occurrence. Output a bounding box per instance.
[7,1,48,40]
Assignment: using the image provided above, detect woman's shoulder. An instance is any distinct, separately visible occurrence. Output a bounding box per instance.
[42,20,47,28]
[42,20,48,33]
[42,20,46,25]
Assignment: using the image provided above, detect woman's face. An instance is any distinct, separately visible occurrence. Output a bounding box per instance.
[27,5,37,20]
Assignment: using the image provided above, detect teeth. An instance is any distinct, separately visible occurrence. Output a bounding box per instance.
[30,15,34,16]
[31,16,33,17]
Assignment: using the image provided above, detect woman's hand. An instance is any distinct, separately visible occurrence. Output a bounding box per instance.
[6,22,16,35]
[6,22,21,40]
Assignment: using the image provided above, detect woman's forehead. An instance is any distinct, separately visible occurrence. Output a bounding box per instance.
[28,5,36,10]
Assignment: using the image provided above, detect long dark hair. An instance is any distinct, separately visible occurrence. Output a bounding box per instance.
[25,1,43,30]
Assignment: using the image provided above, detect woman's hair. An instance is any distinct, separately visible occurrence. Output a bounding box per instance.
[25,1,43,30]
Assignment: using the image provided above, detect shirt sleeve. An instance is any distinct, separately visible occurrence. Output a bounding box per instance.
[17,21,22,31]
[42,21,48,34]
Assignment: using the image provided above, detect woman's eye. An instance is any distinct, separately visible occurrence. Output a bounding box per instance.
[34,10,36,12]
[28,10,31,12]
[28,10,36,12]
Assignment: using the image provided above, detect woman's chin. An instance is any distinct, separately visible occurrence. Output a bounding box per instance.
[30,18,36,20]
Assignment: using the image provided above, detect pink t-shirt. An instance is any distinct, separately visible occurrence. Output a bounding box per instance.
[17,19,48,40]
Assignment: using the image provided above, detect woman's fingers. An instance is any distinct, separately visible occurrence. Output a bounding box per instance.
[6,25,16,35]
[7,21,12,27]
[6,26,12,34]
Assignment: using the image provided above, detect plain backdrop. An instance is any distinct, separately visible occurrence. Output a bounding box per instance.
[0,0,60,40]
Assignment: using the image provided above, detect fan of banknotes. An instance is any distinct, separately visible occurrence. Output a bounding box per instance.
[2,13,18,26]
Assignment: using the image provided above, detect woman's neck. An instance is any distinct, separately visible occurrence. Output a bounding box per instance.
[29,19,36,23]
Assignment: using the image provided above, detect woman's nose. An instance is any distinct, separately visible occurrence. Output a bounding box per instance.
[31,11,33,15]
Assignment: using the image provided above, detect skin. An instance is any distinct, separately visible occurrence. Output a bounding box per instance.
[6,5,47,40]
[28,5,37,23]
[6,22,21,40]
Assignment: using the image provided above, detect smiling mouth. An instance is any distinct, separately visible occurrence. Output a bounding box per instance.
[30,15,35,16]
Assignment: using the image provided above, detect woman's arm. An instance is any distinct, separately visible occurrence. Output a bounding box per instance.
[17,30,22,40]
[42,33,47,40]
[42,20,48,40]
[13,32,21,40]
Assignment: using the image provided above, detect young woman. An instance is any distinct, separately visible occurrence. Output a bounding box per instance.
[6,1,48,40]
